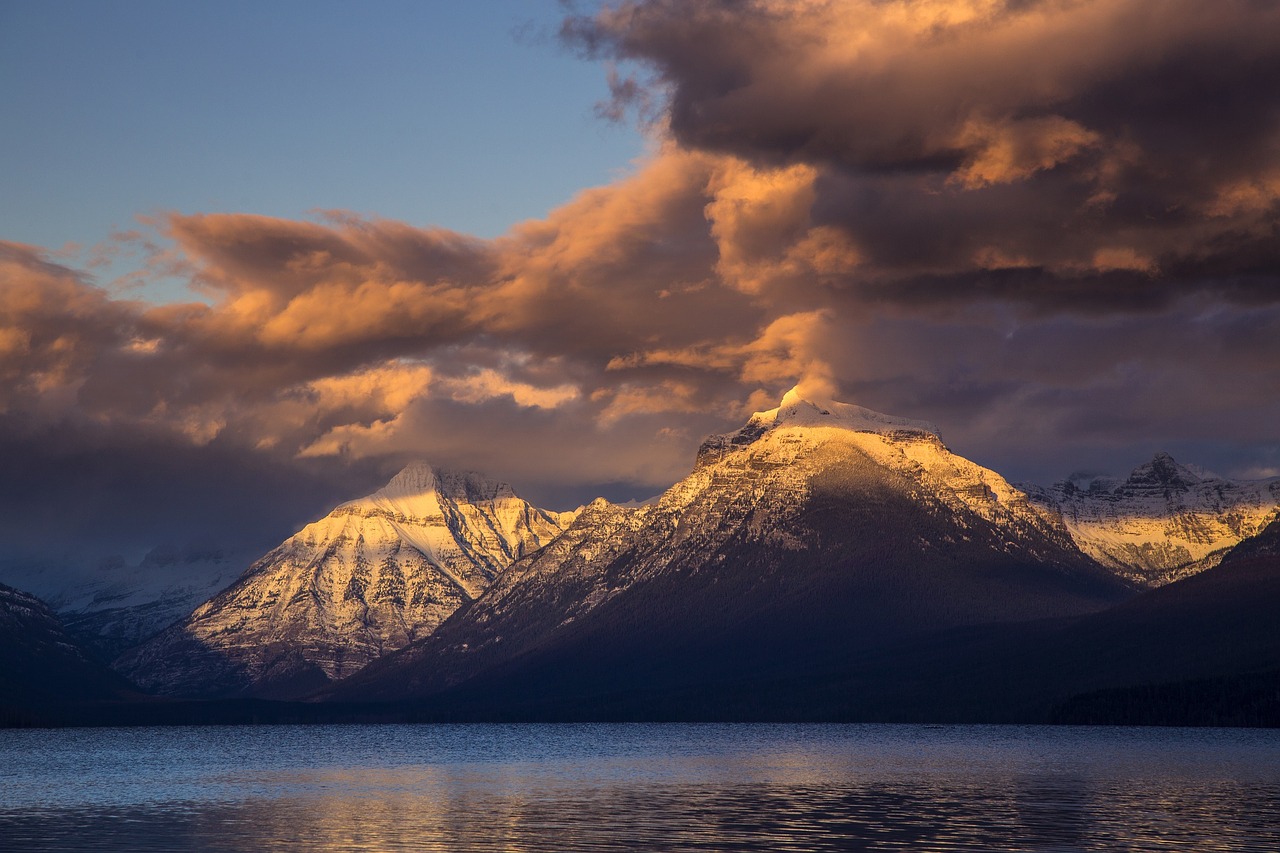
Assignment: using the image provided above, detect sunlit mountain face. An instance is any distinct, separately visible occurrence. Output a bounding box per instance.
[325,388,1130,710]
[2,1,1279,730]
[116,464,574,699]
[1024,456,1280,587]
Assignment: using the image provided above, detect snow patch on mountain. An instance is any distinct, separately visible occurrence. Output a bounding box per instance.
[692,387,1033,533]
[115,463,576,697]
[1024,452,1280,586]
[769,386,940,435]
[697,386,939,468]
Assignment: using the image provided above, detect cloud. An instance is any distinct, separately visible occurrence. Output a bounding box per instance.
[437,368,579,410]
[568,0,1280,311]
[704,158,863,296]
[949,116,1102,190]
[2,1,1278,566]
[0,241,140,416]
[162,213,488,355]
[571,1,1279,175]
[0,153,770,477]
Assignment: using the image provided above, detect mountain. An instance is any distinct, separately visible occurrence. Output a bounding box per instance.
[114,463,575,699]
[329,388,1130,711]
[1045,512,1280,723]
[1024,453,1280,586]
[0,545,250,661]
[790,512,1280,725]
[0,582,134,721]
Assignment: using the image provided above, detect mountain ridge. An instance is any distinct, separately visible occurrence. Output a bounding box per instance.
[1023,453,1280,586]
[6,389,1278,725]
[114,462,575,699]
[327,389,1128,707]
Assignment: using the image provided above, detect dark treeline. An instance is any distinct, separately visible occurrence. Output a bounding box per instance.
[1052,671,1280,727]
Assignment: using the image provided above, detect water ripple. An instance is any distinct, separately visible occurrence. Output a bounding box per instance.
[2,723,1278,851]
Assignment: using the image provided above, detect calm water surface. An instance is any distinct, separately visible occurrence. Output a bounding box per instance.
[2,723,1278,851]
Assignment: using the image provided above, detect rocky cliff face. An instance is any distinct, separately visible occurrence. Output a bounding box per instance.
[1024,453,1280,586]
[114,463,575,698]
[335,389,1127,705]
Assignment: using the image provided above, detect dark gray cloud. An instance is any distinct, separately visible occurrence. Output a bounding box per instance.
[568,0,1280,312]
[0,414,388,569]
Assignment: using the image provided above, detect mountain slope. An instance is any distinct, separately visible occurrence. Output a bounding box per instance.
[115,463,574,699]
[715,514,1280,724]
[0,583,134,720]
[1024,454,1280,586]
[331,389,1130,710]
[1,546,248,660]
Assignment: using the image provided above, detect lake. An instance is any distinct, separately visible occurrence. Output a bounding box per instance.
[2,723,1278,851]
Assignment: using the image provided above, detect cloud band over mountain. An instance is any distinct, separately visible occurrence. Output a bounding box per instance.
[2,0,1278,561]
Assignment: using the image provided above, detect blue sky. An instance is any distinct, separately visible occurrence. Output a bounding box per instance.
[0,0,643,295]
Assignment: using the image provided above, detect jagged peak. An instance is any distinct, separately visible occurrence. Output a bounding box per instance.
[778,385,808,408]
[378,460,440,496]
[576,496,630,519]
[341,461,517,517]
[1050,453,1251,500]
[1125,452,1203,489]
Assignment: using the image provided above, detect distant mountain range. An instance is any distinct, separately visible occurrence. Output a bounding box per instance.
[2,387,1277,724]
[1024,453,1280,586]
[1,545,247,660]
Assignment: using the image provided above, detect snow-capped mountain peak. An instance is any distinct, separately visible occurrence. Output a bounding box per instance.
[760,386,939,437]
[1025,452,1280,586]
[1123,452,1204,491]
[671,387,1082,566]
[1058,451,1210,498]
[342,462,517,522]
[698,387,939,468]
[116,463,577,698]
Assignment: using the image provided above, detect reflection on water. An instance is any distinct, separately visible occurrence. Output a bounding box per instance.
[2,724,1278,851]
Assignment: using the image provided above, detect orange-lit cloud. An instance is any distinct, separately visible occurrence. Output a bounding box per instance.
[1,0,1278,565]
[0,241,139,415]
[950,116,1101,189]
[571,0,1280,302]
[437,368,579,410]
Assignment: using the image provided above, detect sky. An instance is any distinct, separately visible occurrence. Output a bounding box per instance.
[0,0,644,295]
[2,0,1279,571]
